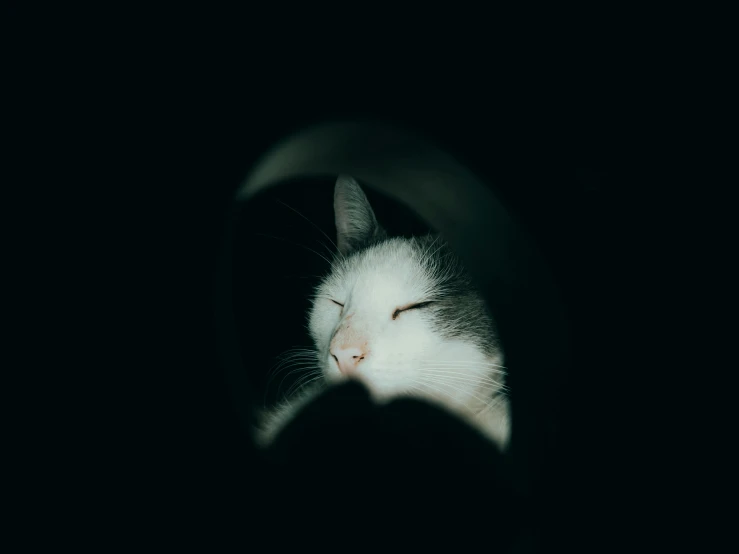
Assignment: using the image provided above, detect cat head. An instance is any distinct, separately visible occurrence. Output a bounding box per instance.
[307,176,505,412]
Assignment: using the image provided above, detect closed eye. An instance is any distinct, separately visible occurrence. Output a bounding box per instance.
[331,300,344,307]
[392,301,434,320]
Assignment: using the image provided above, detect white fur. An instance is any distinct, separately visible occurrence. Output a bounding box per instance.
[256,237,510,449]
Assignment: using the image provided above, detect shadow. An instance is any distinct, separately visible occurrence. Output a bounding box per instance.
[258,380,523,550]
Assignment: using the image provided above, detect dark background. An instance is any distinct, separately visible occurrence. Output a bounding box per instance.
[30,44,696,549]
[113,101,647,550]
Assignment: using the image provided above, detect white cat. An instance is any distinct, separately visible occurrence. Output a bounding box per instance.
[255,175,510,449]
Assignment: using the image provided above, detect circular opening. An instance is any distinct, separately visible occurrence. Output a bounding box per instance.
[217,120,569,491]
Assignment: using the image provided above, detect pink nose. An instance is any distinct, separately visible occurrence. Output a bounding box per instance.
[330,347,366,374]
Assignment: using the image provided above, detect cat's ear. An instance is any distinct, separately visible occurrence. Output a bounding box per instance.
[334,175,385,255]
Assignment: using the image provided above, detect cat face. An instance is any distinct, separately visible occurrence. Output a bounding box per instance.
[307,176,505,412]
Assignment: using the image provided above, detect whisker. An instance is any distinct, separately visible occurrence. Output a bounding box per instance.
[265,357,317,382]
[264,364,317,405]
[253,232,333,266]
[420,373,508,391]
[404,381,447,405]
[417,363,508,374]
[275,363,319,394]
[417,359,508,370]
[416,368,507,381]
[285,369,322,398]
[286,373,324,398]
[405,378,491,410]
[387,373,494,408]
[364,365,508,391]
[263,347,319,403]
[360,368,507,411]
[274,198,342,259]
[421,377,499,407]
[271,355,318,368]
[420,374,509,398]
[476,393,507,417]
